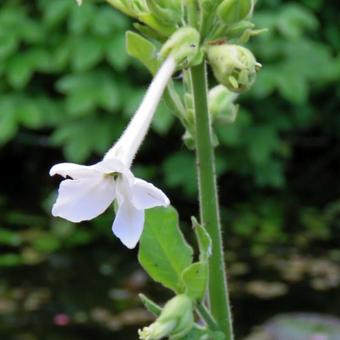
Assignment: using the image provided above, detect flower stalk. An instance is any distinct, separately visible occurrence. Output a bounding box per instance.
[105,56,176,167]
[190,62,234,338]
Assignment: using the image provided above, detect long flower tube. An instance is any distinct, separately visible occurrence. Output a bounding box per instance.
[50,56,176,249]
[104,56,176,166]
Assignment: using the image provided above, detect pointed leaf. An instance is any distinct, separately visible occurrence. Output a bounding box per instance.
[138,207,193,292]
[126,31,159,74]
[192,219,212,262]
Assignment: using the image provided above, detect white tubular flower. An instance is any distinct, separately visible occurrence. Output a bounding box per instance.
[104,56,176,166]
[50,56,176,249]
[75,0,82,6]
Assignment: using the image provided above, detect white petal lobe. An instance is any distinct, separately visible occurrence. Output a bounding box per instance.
[112,202,144,249]
[50,163,98,179]
[52,176,115,222]
[131,178,170,210]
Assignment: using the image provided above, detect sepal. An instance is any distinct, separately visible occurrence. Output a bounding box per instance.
[160,27,201,68]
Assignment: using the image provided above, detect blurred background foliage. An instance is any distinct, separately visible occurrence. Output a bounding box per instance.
[0,0,339,339]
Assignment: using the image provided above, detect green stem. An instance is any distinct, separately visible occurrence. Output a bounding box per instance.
[190,62,233,339]
[196,303,219,331]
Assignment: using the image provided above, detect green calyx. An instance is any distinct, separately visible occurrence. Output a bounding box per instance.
[139,295,194,340]
[207,43,261,93]
[160,27,202,67]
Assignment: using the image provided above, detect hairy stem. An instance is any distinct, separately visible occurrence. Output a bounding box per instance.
[190,62,233,339]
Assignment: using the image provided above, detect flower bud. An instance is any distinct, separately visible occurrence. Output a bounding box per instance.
[207,44,261,93]
[160,27,200,67]
[209,85,238,123]
[138,295,194,340]
[146,0,181,26]
[217,0,255,25]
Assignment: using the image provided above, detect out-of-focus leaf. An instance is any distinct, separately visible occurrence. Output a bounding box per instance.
[72,36,104,71]
[0,98,17,144]
[0,253,23,267]
[163,152,197,196]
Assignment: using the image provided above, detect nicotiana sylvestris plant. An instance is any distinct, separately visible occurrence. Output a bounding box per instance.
[51,0,264,339]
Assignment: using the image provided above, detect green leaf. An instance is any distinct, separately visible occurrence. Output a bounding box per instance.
[277,72,308,104]
[0,228,22,246]
[126,31,159,74]
[182,262,208,300]
[163,152,197,197]
[181,221,211,300]
[246,126,279,165]
[0,253,23,267]
[138,207,193,292]
[152,101,175,135]
[92,8,127,35]
[0,34,18,59]
[72,36,104,71]
[7,54,34,89]
[107,33,129,71]
[0,98,17,144]
[17,98,43,129]
[68,3,95,34]
[43,0,72,27]
[32,233,61,253]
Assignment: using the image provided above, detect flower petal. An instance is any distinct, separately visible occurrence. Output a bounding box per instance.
[52,176,115,222]
[131,178,170,210]
[112,202,144,249]
[50,163,98,179]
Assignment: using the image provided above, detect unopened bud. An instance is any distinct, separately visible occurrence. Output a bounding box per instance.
[209,85,238,123]
[207,44,261,93]
[160,27,200,66]
[218,0,255,25]
[138,295,194,340]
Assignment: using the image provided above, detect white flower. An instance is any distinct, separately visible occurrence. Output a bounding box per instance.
[50,56,176,248]
[75,0,82,6]
[50,159,169,249]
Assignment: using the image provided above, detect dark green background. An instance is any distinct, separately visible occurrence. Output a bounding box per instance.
[0,0,339,338]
